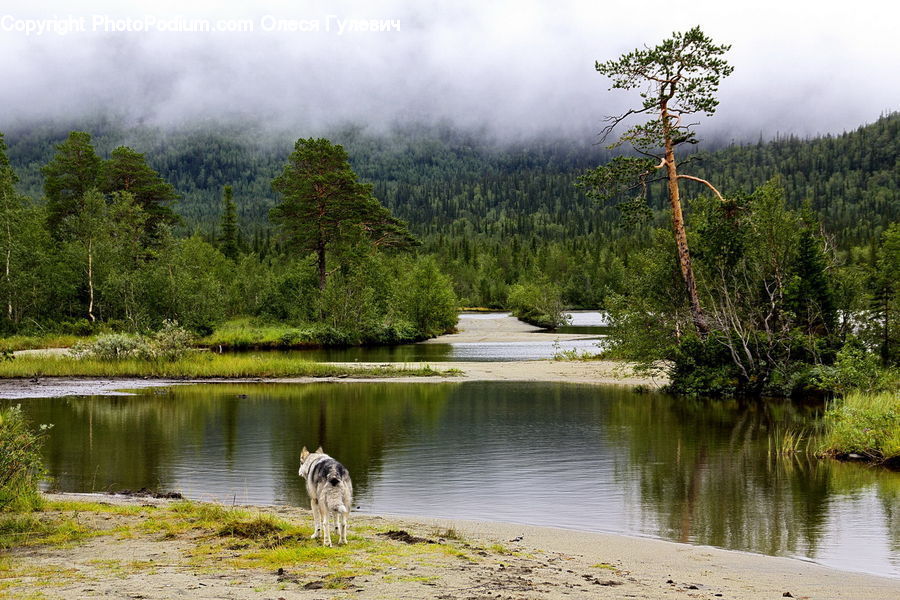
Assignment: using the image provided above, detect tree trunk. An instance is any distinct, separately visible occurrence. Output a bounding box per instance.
[662,105,708,336]
[316,239,326,290]
[4,216,11,321]
[87,237,95,323]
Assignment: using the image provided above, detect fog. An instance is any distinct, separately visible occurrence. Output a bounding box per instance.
[1,0,898,142]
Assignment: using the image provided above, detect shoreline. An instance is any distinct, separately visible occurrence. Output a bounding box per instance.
[0,359,663,399]
[6,492,897,600]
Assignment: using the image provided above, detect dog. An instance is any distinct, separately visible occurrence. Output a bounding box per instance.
[298,446,353,546]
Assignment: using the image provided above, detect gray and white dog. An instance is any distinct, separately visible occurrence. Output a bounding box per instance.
[298,446,353,546]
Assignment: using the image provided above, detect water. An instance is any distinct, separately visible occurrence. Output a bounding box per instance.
[10,382,899,578]
[230,311,606,362]
[257,338,604,362]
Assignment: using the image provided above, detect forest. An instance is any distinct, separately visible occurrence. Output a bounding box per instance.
[3,112,896,311]
[0,110,897,395]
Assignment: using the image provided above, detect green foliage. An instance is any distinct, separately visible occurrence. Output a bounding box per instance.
[271,137,416,289]
[821,391,900,464]
[869,223,900,364]
[811,341,898,395]
[394,256,459,338]
[218,184,239,260]
[101,145,179,242]
[0,406,48,512]
[606,180,891,396]
[595,26,733,121]
[71,320,194,361]
[41,131,103,239]
[507,277,570,329]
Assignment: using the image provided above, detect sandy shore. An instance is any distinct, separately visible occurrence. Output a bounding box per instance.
[0,360,661,399]
[6,493,897,600]
[421,312,599,343]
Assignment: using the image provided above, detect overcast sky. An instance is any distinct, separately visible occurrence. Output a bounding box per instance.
[1,0,898,141]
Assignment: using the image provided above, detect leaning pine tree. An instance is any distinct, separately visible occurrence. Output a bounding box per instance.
[578,26,733,336]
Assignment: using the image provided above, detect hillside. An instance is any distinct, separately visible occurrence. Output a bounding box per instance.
[4,114,897,306]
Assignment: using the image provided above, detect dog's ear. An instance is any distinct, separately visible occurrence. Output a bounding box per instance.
[315,446,323,453]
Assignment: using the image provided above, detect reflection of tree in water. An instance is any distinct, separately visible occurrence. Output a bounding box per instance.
[13,383,453,503]
[606,395,897,558]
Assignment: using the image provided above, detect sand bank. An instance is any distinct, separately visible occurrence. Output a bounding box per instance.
[6,493,896,600]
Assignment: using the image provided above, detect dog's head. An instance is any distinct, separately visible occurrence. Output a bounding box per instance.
[299,446,324,477]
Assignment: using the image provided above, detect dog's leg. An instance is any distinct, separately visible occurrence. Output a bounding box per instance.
[339,511,348,544]
[320,505,332,547]
[309,498,321,540]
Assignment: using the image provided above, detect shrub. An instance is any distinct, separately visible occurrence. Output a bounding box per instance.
[812,341,897,395]
[507,278,570,330]
[70,321,194,362]
[71,333,142,360]
[143,320,195,361]
[0,406,49,512]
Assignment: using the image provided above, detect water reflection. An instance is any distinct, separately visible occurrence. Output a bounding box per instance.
[8,382,898,577]
[237,338,603,362]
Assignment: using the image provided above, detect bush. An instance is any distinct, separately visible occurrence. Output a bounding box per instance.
[395,256,459,338]
[145,320,195,361]
[507,278,570,329]
[666,335,740,395]
[0,406,49,512]
[812,341,897,395]
[71,333,142,360]
[70,321,194,362]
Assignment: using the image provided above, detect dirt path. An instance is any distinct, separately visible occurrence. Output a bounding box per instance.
[5,493,897,600]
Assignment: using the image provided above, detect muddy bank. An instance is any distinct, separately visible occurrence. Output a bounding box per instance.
[5,493,897,600]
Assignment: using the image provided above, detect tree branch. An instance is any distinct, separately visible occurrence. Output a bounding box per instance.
[676,174,726,202]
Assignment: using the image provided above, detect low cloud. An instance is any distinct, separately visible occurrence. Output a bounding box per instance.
[1,0,897,141]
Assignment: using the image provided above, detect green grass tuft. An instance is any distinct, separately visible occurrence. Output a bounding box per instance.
[820,391,900,465]
[0,352,447,378]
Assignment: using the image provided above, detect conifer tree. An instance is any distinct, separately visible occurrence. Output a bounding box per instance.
[219,185,239,260]
[101,146,179,242]
[42,131,102,240]
[578,27,733,336]
[271,138,416,289]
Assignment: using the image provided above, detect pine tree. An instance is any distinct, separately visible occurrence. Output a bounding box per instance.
[101,146,179,243]
[42,131,102,240]
[578,27,734,336]
[271,138,415,289]
[219,185,239,260]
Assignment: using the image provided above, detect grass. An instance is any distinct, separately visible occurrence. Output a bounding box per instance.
[0,498,512,599]
[197,317,426,350]
[820,391,900,466]
[0,352,449,379]
[0,513,94,550]
[198,319,319,350]
[0,334,87,352]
